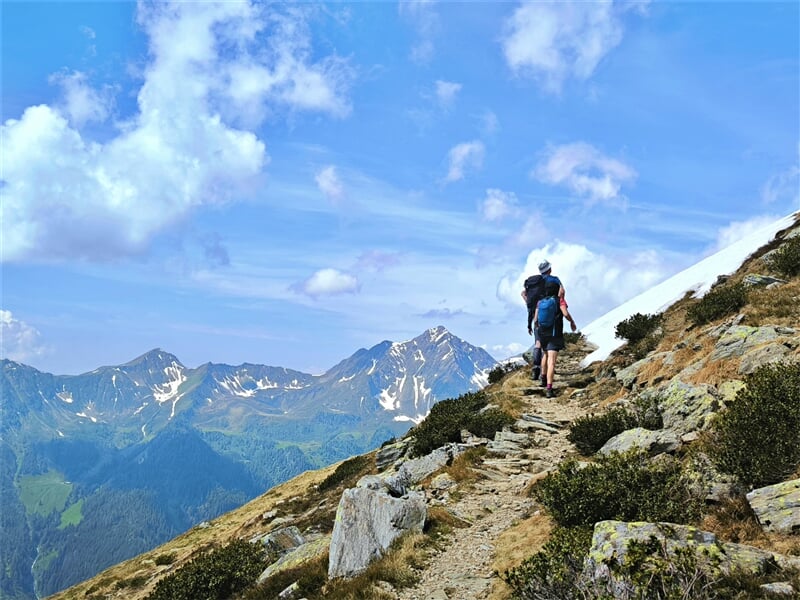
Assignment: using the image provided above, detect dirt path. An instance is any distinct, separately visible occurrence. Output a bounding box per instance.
[397,342,598,600]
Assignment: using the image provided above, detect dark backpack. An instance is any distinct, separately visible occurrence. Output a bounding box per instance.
[523,275,546,309]
[537,295,559,332]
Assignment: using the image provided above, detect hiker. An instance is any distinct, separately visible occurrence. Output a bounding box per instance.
[534,279,577,398]
[522,260,565,380]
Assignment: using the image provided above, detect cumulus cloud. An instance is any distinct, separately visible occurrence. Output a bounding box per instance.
[295,268,359,298]
[497,240,667,326]
[445,140,485,182]
[435,80,462,108]
[712,215,784,253]
[481,188,520,222]
[49,70,116,127]
[508,214,551,248]
[315,165,345,203]
[533,142,636,205]
[0,310,47,363]
[2,2,353,264]
[501,1,643,93]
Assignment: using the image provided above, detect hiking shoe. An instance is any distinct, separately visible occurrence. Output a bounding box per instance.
[531,366,541,380]
[546,388,555,398]
[540,377,547,388]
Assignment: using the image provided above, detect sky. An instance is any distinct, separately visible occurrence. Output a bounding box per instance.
[1,1,799,376]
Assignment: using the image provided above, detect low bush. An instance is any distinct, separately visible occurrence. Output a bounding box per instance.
[317,454,371,493]
[767,234,800,278]
[687,282,747,326]
[567,407,638,455]
[532,451,702,528]
[153,552,176,566]
[615,312,663,345]
[488,364,510,384]
[146,539,266,600]
[563,331,583,345]
[708,361,800,487]
[502,526,593,600]
[410,391,514,457]
[567,397,663,456]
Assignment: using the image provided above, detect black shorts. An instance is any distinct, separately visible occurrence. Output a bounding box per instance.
[540,334,564,352]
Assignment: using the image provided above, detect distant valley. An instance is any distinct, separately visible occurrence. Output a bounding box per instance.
[0,326,496,599]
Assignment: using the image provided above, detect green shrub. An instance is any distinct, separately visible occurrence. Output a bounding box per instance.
[767,235,800,278]
[567,397,663,456]
[567,407,638,455]
[146,539,267,600]
[532,451,702,528]
[615,312,663,344]
[317,454,371,493]
[687,282,747,326]
[502,526,593,600]
[563,331,583,345]
[488,364,508,384]
[709,361,800,487]
[410,391,514,457]
[153,552,176,566]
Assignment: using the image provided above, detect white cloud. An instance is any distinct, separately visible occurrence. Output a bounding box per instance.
[49,70,115,128]
[0,310,47,363]
[533,142,636,205]
[296,268,359,298]
[761,162,800,209]
[496,240,667,327]
[508,214,551,248]
[1,2,353,264]
[712,214,784,253]
[481,188,519,222]
[435,80,462,108]
[398,0,439,63]
[445,140,485,182]
[315,165,345,203]
[501,1,638,93]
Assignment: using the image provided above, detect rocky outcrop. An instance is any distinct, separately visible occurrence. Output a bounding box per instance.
[257,535,330,583]
[598,427,680,457]
[747,478,800,534]
[583,520,781,597]
[657,379,720,435]
[328,475,426,579]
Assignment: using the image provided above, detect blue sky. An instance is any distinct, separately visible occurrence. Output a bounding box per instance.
[2,1,798,375]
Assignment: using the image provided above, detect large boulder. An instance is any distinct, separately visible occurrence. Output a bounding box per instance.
[658,380,721,435]
[328,476,426,579]
[747,478,800,534]
[598,427,680,457]
[257,535,330,583]
[583,520,779,597]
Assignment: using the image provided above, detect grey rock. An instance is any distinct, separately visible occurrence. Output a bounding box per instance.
[615,352,671,390]
[657,380,721,435]
[743,274,787,288]
[255,526,305,559]
[583,521,779,597]
[760,582,796,597]
[328,486,426,579]
[376,439,410,471]
[738,342,794,374]
[709,326,783,362]
[279,581,301,600]
[258,536,330,583]
[598,427,680,457]
[747,478,800,534]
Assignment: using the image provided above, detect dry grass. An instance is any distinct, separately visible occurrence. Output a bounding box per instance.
[445,446,488,484]
[488,512,555,600]
[744,279,800,326]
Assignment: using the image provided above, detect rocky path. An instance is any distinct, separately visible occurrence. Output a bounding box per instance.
[397,344,597,600]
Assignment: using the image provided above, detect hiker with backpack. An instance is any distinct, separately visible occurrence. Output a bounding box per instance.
[534,279,577,398]
[522,260,565,381]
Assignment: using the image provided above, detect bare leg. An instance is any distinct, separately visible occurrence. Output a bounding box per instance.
[540,351,549,383]
[546,350,558,387]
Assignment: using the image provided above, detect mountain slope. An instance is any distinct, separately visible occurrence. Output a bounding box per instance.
[0,327,496,599]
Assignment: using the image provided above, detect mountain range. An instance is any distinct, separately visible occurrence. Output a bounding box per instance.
[0,326,496,599]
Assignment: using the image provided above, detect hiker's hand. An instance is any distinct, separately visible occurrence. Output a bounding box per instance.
[570,321,577,332]
[527,326,532,336]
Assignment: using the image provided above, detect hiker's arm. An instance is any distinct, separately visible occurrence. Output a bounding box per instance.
[558,284,566,299]
[562,306,577,331]
[528,306,536,334]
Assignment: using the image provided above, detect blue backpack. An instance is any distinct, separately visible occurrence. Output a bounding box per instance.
[537,295,559,334]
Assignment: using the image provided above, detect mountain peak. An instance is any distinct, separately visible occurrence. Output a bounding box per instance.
[122,349,183,369]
